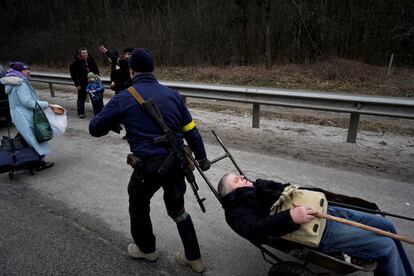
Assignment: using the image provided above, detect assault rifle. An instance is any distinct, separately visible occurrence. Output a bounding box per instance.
[126,87,206,212]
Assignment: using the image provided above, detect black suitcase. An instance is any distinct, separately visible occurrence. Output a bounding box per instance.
[0,126,42,179]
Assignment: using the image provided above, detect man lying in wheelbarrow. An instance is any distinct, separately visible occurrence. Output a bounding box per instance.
[217,173,413,276]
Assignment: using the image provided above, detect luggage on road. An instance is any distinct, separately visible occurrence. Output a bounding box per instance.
[0,126,43,179]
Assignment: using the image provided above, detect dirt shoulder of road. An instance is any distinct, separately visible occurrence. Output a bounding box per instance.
[187,99,414,136]
[188,102,414,184]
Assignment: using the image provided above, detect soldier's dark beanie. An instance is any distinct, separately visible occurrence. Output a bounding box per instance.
[129,48,154,73]
[123,47,134,54]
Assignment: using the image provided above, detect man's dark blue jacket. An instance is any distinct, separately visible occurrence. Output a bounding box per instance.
[89,73,207,160]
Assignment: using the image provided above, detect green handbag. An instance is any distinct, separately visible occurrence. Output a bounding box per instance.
[33,102,53,142]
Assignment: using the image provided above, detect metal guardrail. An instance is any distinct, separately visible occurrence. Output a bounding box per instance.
[30,71,414,143]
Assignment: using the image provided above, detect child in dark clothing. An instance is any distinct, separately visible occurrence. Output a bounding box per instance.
[86,72,104,115]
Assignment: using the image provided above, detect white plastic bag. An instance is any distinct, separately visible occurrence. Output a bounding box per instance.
[44,106,68,137]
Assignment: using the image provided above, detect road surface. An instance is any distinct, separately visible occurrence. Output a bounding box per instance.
[0,89,413,275]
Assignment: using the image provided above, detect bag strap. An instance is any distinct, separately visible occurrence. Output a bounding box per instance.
[270,184,299,213]
[34,101,43,112]
[127,86,145,105]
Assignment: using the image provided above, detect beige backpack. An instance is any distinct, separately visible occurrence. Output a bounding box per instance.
[270,185,327,247]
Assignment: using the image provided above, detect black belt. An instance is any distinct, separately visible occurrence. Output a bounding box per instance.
[135,154,168,162]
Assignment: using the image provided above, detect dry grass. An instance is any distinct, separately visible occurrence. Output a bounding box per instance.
[156,59,414,97]
[34,59,414,97]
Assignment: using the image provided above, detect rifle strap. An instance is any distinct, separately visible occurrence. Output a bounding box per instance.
[127,86,167,131]
[127,86,145,106]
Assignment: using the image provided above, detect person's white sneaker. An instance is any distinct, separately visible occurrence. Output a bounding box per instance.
[127,243,158,262]
[175,252,205,273]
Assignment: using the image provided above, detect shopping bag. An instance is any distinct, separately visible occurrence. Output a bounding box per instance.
[0,128,42,175]
[33,102,53,142]
[44,106,67,137]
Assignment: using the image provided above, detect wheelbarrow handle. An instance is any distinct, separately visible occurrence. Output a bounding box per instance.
[315,212,414,245]
[211,130,245,176]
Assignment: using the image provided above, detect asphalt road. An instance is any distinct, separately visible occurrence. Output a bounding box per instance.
[0,182,160,276]
[0,90,413,275]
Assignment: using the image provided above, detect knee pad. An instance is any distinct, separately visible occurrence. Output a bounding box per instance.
[168,209,188,223]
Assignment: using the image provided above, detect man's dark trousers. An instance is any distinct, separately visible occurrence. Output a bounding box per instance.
[128,157,201,260]
[77,86,87,116]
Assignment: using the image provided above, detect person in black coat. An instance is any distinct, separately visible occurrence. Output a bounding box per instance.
[69,48,100,118]
[99,45,132,94]
[217,173,413,276]
[106,49,119,92]
[218,174,301,242]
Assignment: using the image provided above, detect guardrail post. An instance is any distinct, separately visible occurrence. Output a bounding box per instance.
[48,83,55,97]
[183,96,187,105]
[347,113,360,143]
[252,103,260,128]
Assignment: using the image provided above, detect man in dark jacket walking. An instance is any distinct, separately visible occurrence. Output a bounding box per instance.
[69,47,100,118]
[89,48,211,273]
[217,173,413,276]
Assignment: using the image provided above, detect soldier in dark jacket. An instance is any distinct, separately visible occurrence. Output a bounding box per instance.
[89,48,211,273]
[218,173,413,276]
[69,48,99,118]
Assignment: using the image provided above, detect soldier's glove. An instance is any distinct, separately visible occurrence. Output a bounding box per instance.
[127,154,142,169]
[111,124,122,134]
[197,158,211,171]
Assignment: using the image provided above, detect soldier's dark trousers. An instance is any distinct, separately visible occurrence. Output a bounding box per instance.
[128,158,201,260]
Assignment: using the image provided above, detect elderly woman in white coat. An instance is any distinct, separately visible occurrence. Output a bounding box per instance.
[0,62,54,169]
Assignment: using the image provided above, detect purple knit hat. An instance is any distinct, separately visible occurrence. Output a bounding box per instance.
[9,62,30,72]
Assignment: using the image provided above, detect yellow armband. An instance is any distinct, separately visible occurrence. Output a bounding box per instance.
[182,120,196,133]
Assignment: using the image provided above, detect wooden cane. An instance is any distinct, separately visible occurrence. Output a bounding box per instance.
[315,212,414,245]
